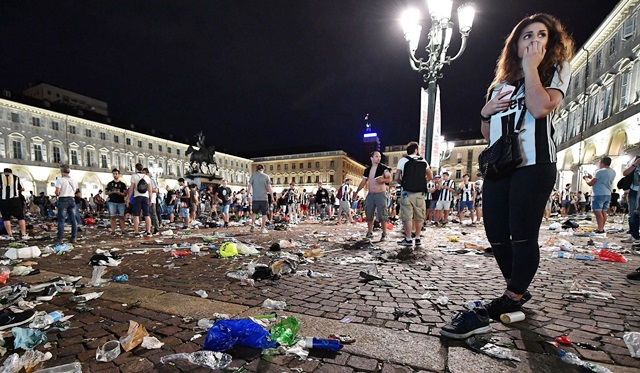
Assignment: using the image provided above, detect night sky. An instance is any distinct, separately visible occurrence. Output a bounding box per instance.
[0,0,618,160]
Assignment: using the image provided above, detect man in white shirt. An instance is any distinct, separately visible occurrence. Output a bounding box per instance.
[144,168,160,234]
[126,163,152,237]
[54,164,79,244]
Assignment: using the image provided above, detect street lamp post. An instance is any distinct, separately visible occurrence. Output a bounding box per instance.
[401,1,475,165]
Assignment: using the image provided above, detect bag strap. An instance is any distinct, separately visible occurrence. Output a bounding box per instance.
[514,103,527,133]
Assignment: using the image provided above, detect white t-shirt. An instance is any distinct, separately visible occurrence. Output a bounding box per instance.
[130,173,151,198]
[55,176,78,198]
[488,62,571,167]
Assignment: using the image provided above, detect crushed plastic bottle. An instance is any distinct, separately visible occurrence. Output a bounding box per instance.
[558,350,612,372]
[96,340,121,362]
[160,351,232,370]
[270,317,300,346]
[29,311,64,329]
[1,350,53,373]
[32,362,82,373]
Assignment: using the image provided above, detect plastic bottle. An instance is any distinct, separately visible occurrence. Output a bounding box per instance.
[160,351,232,370]
[559,350,612,373]
[32,362,82,373]
[304,337,343,351]
[29,311,64,329]
[69,291,103,302]
[575,254,596,261]
[551,252,573,259]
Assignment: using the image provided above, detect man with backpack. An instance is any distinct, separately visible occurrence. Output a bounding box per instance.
[125,163,152,237]
[336,178,353,224]
[394,141,433,247]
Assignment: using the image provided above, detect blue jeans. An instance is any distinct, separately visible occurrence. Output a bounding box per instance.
[629,189,639,239]
[57,197,77,240]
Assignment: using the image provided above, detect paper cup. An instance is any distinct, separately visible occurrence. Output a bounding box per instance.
[500,311,525,324]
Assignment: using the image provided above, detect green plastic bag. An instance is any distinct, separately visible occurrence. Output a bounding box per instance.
[270,317,300,346]
[219,242,238,258]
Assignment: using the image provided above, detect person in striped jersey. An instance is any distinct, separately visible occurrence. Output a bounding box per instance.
[457,174,476,225]
[479,13,574,320]
[434,172,456,226]
[0,168,28,240]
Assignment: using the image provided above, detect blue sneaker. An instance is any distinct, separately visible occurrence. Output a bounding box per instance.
[440,308,491,339]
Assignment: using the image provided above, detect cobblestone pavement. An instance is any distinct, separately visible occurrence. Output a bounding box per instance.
[1,215,639,372]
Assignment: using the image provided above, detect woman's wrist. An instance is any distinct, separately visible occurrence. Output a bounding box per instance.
[480,113,491,122]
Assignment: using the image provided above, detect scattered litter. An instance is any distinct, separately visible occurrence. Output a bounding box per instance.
[96,340,121,362]
[436,295,449,305]
[141,336,164,349]
[262,299,286,310]
[466,336,521,362]
[119,320,149,352]
[340,316,353,324]
[160,351,232,370]
[195,290,208,298]
[624,332,640,358]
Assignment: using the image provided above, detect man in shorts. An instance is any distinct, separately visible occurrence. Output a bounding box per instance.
[247,164,273,233]
[105,168,127,235]
[165,185,176,223]
[435,171,456,226]
[215,179,232,228]
[126,163,153,237]
[395,142,432,247]
[0,168,28,240]
[354,151,392,241]
[176,178,191,229]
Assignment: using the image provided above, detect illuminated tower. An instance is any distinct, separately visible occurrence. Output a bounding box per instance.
[362,114,380,164]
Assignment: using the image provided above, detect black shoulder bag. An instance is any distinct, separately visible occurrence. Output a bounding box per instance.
[478,105,527,180]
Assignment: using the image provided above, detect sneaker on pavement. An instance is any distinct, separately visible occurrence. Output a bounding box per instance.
[397,238,413,247]
[485,294,522,320]
[145,232,152,238]
[261,228,268,234]
[20,235,31,240]
[380,233,387,242]
[0,309,36,330]
[250,225,255,233]
[621,236,640,243]
[440,308,491,339]
[36,285,58,302]
[415,238,422,246]
[365,232,373,240]
[69,237,77,244]
[134,233,142,238]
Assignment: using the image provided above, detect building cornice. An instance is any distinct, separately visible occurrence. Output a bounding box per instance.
[572,0,639,71]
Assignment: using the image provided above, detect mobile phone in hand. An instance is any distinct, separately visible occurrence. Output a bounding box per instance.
[499,84,516,100]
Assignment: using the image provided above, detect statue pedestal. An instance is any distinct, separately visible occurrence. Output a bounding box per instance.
[186,173,223,188]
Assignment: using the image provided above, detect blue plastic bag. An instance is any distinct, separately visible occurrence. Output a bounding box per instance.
[203,319,276,351]
[12,327,47,350]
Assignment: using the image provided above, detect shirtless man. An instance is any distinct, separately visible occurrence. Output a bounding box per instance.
[354,151,392,241]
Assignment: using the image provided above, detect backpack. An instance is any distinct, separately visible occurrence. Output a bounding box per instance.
[617,173,633,190]
[137,177,149,194]
[401,156,427,192]
[336,185,344,200]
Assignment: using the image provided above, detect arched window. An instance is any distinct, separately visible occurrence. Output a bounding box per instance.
[8,133,25,160]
